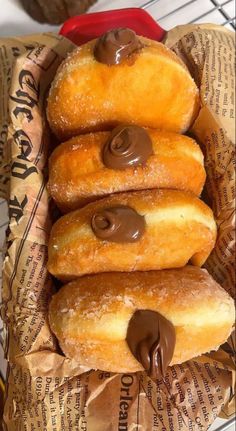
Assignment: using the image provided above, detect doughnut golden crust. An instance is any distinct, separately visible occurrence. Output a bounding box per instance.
[47,189,217,280]
[47,35,199,140]
[48,266,235,373]
[48,130,206,212]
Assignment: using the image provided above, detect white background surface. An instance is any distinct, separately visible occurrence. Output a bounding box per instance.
[0,1,235,430]
[0,0,235,35]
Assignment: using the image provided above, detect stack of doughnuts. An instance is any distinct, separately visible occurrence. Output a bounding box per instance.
[47,28,234,379]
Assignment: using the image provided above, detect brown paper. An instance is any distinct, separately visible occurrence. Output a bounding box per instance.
[0,24,235,431]
[165,24,235,299]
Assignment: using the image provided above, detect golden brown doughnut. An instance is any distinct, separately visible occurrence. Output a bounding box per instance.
[48,266,235,375]
[48,128,206,212]
[47,29,199,140]
[47,189,217,281]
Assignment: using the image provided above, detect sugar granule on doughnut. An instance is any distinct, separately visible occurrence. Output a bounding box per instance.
[48,127,206,212]
[47,28,199,140]
[48,266,235,376]
[47,189,217,280]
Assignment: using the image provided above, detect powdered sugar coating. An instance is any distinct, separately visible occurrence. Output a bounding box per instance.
[48,266,234,373]
[47,36,199,140]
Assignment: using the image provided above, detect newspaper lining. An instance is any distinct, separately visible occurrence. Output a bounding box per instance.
[0,25,235,430]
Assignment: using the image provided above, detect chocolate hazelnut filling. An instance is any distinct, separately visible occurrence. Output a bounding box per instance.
[126,310,176,379]
[91,205,145,242]
[94,28,143,65]
[103,125,153,170]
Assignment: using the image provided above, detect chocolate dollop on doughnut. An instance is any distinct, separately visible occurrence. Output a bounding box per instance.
[126,310,176,379]
[91,205,145,242]
[103,125,153,170]
[94,28,143,65]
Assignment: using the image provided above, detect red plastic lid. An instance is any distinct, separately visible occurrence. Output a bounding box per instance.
[60,8,166,45]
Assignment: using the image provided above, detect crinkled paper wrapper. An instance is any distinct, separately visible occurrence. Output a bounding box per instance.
[0,24,235,431]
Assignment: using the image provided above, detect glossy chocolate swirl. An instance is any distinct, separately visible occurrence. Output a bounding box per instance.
[103,125,153,170]
[94,28,143,65]
[91,205,145,242]
[126,310,176,379]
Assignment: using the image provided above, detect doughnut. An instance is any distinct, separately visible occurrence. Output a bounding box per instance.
[48,266,235,377]
[48,127,206,212]
[47,28,199,140]
[47,189,217,281]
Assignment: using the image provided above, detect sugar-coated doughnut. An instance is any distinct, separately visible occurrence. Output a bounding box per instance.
[48,266,235,376]
[48,127,206,212]
[47,189,217,281]
[47,29,199,140]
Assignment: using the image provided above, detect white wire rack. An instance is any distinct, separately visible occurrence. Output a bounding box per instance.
[87,0,236,31]
[141,0,235,30]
